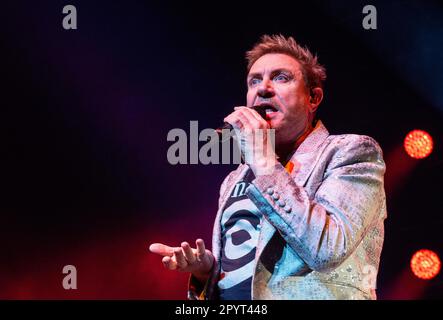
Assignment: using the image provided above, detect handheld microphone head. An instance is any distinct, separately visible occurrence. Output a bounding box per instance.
[215,105,268,136]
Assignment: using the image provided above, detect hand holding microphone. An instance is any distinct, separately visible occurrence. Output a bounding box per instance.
[215,105,268,137]
[221,105,277,175]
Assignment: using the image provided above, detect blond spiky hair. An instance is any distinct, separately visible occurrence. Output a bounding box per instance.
[246,34,326,90]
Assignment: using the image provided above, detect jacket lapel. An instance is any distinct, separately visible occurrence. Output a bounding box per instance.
[289,120,330,186]
[255,121,330,261]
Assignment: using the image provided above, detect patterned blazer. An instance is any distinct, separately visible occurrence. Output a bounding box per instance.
[188,120,387,300]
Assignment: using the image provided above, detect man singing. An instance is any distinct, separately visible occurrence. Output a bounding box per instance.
[150,34,387,300]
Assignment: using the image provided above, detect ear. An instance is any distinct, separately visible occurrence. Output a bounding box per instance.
[308,87,323,113]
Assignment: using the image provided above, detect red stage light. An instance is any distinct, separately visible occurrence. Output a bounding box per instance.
[404,130,433,159]
[410,249,441,280]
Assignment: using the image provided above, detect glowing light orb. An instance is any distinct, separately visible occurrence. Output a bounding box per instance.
[411,249,441,280]
[404,130,433,159]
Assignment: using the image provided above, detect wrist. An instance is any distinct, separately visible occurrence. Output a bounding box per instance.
[192,254,214,283]
[250,156,278,176]
[192,271,210,284]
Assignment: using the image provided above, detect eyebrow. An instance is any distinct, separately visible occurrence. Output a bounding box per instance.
[247,68,295,80]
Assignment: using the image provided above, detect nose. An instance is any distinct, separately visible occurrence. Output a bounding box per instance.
[257,79,275,99]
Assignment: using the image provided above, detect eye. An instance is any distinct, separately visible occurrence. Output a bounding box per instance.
[249,77,261,87]
[274,73,290,82]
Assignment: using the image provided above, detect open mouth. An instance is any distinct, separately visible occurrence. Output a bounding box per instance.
[264,106,278,115]
[254,104,278,115]
[259,104,279,118]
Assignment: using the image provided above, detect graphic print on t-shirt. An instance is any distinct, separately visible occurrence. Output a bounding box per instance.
[218,169,262,300]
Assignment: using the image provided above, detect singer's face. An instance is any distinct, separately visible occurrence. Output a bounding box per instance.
[246,53,313,146]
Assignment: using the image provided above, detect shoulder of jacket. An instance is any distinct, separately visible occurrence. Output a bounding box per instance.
[324,133,384,164]
[326,134,382,150]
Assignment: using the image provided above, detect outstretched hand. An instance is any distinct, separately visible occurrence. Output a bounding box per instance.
[149,239,214,283]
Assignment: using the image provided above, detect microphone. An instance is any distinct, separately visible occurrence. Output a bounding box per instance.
[215,105,268,138]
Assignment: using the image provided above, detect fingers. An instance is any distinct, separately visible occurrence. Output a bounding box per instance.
[196,239,206,261]
[223,106,249,130]
[237,106,268,126]
[235,110,254,132]
[174,247,188,269]
[225,107,267,131]
[181,242,196,264]
[159,248,188,271]
[149,243,175,256]
[162,256,177,270]
[234,107,255,125]
[224,111,247,131]
[153,239,209,272]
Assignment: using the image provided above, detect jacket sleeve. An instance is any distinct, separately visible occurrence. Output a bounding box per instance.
[187,260,219,300]
[246,135,386,272]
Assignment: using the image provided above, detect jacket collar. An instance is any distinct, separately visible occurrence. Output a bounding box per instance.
[223,120,330,196]
[287,120,329,187]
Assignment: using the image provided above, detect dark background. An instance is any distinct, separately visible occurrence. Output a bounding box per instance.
[1,0,442,299]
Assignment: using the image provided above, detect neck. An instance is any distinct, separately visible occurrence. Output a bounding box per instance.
[276,122,315,164]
